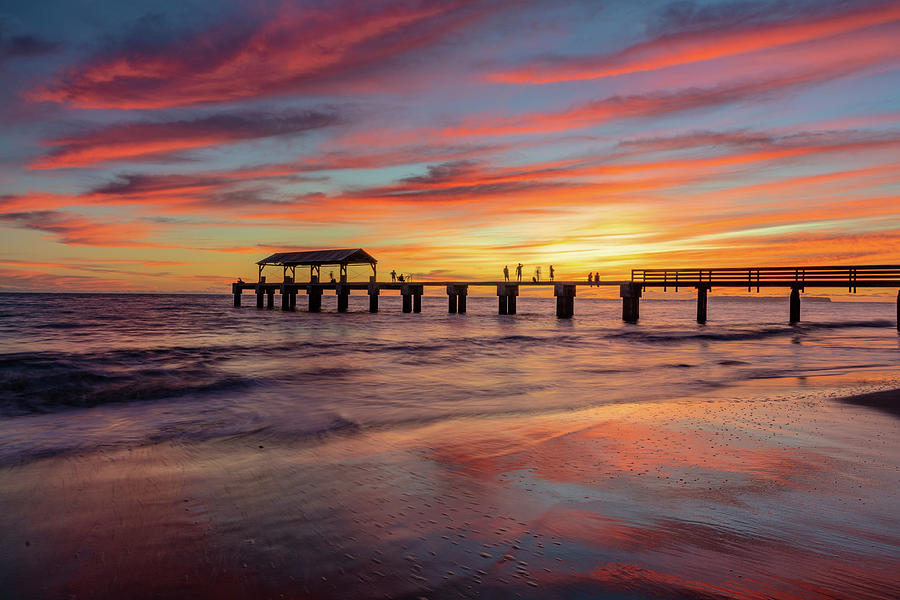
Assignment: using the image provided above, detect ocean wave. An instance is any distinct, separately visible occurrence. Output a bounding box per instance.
[610,320,893,343]
[0,352,257,416]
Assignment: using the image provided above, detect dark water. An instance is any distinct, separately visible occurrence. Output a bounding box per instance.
[0,293,897,463]
[0,293,898,599]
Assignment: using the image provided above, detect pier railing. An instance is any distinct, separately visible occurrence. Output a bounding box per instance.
[632,265,900,291]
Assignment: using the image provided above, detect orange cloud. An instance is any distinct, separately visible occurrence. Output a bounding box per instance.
[31,2,490,109]
[487,1,900,84]
[30,110,340,169]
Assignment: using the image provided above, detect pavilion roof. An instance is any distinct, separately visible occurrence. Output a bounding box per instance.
[256,248,377,266]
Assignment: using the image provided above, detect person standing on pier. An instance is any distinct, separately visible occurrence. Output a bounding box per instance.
[503,265,509,281]
[516,263,523,282]
[549,265,554,281]
[594,271,600,286]
[587,273,593,286]
[535,266,542,281]
[391,269,397,282]
[330,271,336,283]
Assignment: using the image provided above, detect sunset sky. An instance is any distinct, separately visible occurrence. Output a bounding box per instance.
[1,0,898,292]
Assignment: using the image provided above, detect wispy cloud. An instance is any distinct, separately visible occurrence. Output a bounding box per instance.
[0,210,162,247]
[486,1,900,84]
[31,1,495,109]
[30,109,342,169]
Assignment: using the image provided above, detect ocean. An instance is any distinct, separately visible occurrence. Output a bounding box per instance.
[0,292,898,599]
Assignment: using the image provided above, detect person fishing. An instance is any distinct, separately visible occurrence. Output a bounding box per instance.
[516,263,523,282]
[503,265,509,281]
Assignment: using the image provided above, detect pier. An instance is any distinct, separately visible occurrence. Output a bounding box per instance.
[231,250,900,329]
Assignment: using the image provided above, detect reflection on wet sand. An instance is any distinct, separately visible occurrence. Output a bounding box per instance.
[1,384,897,599]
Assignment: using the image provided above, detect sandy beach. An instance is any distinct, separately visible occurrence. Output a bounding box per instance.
[2,374,897,600]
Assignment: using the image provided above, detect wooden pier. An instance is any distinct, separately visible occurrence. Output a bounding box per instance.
[230,250,900,329]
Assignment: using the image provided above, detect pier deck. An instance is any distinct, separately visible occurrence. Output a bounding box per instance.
[231,264,900,328]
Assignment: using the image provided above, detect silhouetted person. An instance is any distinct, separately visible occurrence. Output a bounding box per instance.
[532,276,536,282]
[391,269,397,282]
[398,274,405,282]
[330,271,336,283]
[503,265,509,281]
[535,266,541,281]
[594,271,600,286]
[587,273,593,285]
[549,265,554,281]
[516,263,523,282]
[237,277,244,284]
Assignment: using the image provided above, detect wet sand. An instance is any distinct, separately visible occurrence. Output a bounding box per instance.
[840,388,900,417]
[1,381,898,600]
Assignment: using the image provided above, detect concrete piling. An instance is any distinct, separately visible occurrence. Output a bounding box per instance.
[790,287,801,324]
[620,283,641,323]
[307,286,322,312]
[897,290,899,331]
[554,283,576,318]
[447,284,468,314]
[256,288,265,309]
[266,289,274,309]
[497,284,518,315]
[368,280,379,313]
[696,286,709,324]
[336,284,349,313]
[401,284,423,313]
[232,283,241,307]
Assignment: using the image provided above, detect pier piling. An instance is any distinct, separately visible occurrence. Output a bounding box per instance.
[368,280,379,313]
[897,291,899,331]
[336,284,349,313]
[790,287,801,324]
[447,284,468,314]
[621,283,641,323]
[497,284,518,315]
[266,289,274,309]
[307,286,322,312]
[400,284,423,313]
[696,286,709,324]
[554,283,576,318]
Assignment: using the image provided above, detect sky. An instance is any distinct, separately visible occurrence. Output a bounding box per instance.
[0,0,898,292]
